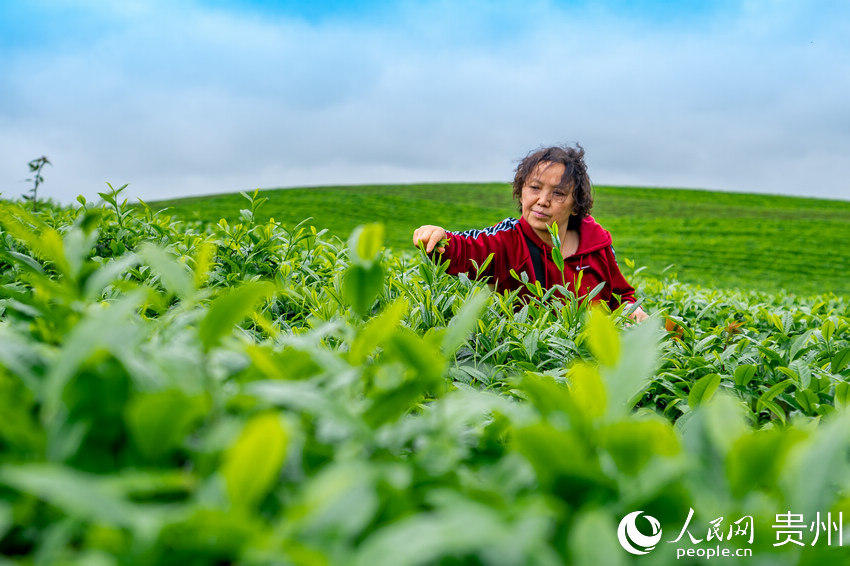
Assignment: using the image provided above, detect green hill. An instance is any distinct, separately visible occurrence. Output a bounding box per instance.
[149,183,850,297]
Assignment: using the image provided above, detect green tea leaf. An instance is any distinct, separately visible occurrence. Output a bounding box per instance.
[348,223,384,265]
[789,358,812,389]
[602,317,660,416]
[519,372,574,419]
[756,379,794,413]
[472,252,495,277]
[192,240,217,289]
[776,366,800,383]
[757,345,784,366]
[387,328,445,387]
[290,462,379,539]
[600,418,679,475]
[350,298,409,364]
[364,329,446,426]
[221,412,288,509]
[551,247,565,273]
[728,428,800,498]
[547,221,561,248]
[521,328,540,360]
[354,492,550,566]
[61,226,99,281]
[688,373,721,408]
[831,347,850,374]
[733,364,757,387]
[0,464,138,528]
[781,411,850,518]
[0,501,12,541]
[794,389,819,414]
[43,290,147,422]
[586,309,619,367]
[835,383,850,409]
[569,363,606,420]
[822,318,836,342]
[0,204,71,278]
[343,263,384,316]
[157,508,260,561]
[441,290,489,355]
[789,330,814,361]
[680,393,750,463]
[0,327,45,393]
[84,253,140,300]
[512,423,604,492]
[570,508,627,566]
[138,243,194,299]
[125,390,209,460]
[199,281,276,350]
[247,345,323,381]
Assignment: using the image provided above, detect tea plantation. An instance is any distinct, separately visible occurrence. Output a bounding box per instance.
[151,183,850,297]
[1,186,849,565]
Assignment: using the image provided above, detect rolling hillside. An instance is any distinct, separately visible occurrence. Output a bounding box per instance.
[150,184,850,297]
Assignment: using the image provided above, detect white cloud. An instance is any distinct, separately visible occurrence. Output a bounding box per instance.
[1,0,848,203]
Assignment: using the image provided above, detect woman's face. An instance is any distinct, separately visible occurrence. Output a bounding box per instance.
[520,161,575,240]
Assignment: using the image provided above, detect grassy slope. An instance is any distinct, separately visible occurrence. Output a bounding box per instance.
[150,183,850,297]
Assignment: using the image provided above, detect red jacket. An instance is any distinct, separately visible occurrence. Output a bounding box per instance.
[436,216,636,310]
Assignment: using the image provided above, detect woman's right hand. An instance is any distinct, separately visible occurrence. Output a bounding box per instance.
[412,225,448,253]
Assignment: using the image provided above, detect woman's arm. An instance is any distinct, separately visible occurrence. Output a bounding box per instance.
[413,221,514,280]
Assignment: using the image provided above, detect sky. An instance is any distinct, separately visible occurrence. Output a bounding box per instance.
[1,0,849,204]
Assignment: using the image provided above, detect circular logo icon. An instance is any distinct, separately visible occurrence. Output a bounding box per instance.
[618,511,663,555]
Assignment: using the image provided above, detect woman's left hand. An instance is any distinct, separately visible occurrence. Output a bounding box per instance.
[628,306,649,323]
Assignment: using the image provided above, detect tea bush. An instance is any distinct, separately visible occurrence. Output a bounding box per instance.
[1,188,849,565]
[151,183,850,297]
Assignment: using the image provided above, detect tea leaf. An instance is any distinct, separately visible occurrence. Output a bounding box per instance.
[600,418,679,475]
[585,309,619,367]
[831,347,850,374]
[222,412,288,509]
[0,464,138,528]
[125,390,209,460]
[138,243,194,299]
[835,382,850,409]
[290,462,379,539]
[756,379,794,414]
[602,318,660,415]
[733,364,757,387]
[348,223,384,265]
[84,253,140,300]
[441,289,489,355]
[822,318,836,342]
[343,263,384,316]
[688,373,721,408]
[350,298,409,364]
[199,281,276,350]
[570,508,627,566]
[569,363,606,420]
[728,428,800,498]
[781,411,850,518]
[192,240,217,289]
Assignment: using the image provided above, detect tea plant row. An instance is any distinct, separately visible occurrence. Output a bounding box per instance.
[0,188,848,565]
[151,183,850,296]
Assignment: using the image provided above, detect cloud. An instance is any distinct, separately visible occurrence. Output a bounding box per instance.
[1,0,848,204]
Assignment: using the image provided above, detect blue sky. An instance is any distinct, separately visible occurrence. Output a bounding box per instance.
[1,0,848,204]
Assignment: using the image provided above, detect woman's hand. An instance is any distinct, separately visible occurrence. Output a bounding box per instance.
[628,305,649,323]
[413,225,448,253]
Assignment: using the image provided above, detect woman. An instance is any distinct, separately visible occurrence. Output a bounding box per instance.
[412,144,648,322]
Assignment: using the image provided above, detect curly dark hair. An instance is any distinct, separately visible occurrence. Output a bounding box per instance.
[512,144,594,230]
